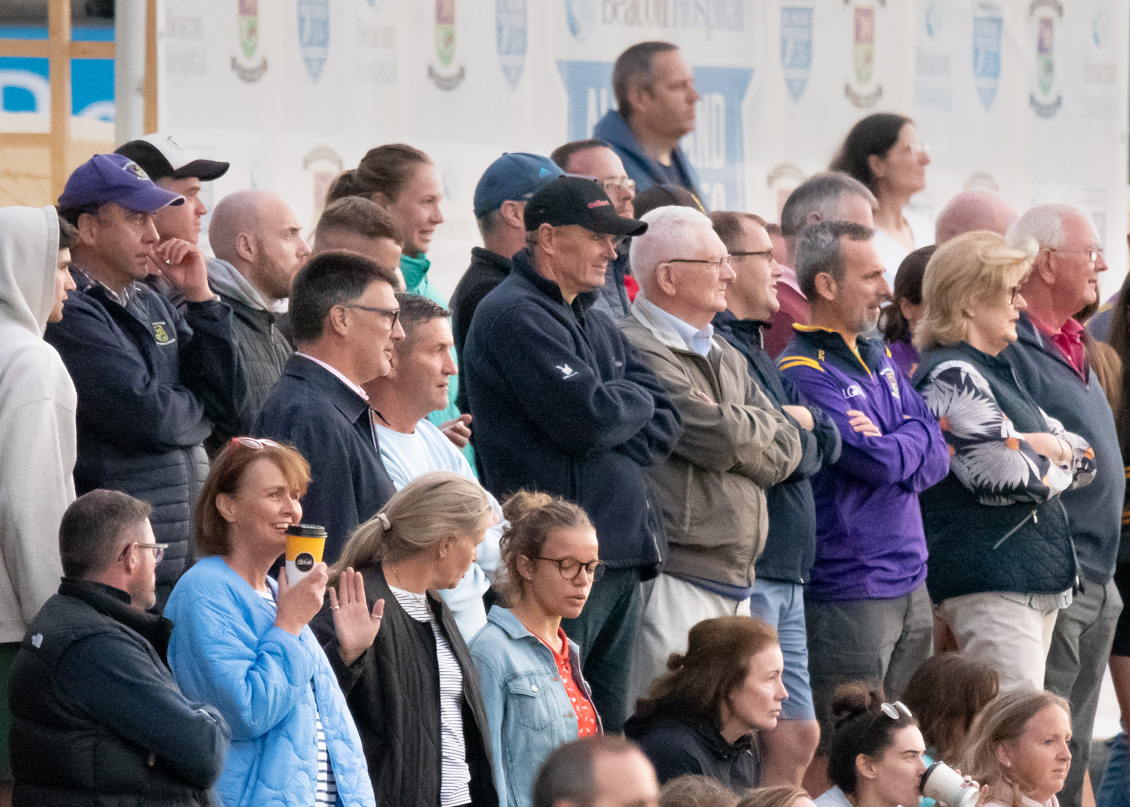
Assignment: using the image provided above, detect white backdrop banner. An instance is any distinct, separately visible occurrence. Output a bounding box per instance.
[157,0,1129,295]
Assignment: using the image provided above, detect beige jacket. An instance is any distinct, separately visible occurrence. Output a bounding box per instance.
[622,296,802,589]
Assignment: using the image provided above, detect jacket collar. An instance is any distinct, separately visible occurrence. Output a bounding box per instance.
[792,324,886,376]
[284,353,370,423]
[511,248,600,316]
[629,292,717,354]
[207,257,279,314]
[471,246,514,274]
[712,309,766,346]
[401,252,431,292]
[58,577,173,661]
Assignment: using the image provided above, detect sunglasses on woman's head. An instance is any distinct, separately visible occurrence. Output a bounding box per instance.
[230,437,282,451]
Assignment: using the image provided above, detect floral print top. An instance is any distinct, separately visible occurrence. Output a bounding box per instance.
[920,360,1096,507]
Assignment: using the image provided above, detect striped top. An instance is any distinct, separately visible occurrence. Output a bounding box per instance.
[390,585,472,807]
[258,590,337,804]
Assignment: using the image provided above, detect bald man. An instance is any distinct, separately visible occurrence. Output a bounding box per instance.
[207,189,311,447]
[934,190,1018,244]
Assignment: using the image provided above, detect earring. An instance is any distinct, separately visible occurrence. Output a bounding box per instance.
[1005,761,1011,768]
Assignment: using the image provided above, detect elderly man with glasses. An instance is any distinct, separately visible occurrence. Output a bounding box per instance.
[620,205,804,707]
[1003,204,1123,807]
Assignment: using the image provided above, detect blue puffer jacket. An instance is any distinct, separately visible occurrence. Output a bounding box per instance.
[165,557,375,807]
[470,607,601,807]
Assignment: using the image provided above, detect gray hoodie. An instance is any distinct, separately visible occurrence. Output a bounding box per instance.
[0,206,76,642]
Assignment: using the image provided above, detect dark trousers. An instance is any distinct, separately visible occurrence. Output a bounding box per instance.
[561,566,643,734]
[1045,578,1123,807]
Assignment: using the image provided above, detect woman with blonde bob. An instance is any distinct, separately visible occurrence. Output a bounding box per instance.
[959,690,1072,807]
[912,231,1095,692]
[310,471,500,807]
[470,490,603,807]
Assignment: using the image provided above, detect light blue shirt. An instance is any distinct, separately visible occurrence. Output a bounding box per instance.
[633,293,715,358]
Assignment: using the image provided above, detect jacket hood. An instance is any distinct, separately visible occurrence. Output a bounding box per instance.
[624,713,754,758]
[0,205,60,337]
[207,257,275,312]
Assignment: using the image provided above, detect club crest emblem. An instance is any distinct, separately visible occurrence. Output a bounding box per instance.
[844,2,883,108]
[153,321,174,345]
[496,0,527,89]
[232,0,268,82]
[427,0,466,90]
[972,4,1003,110]
[297,0,329,83]
[780,5,813,103]
[1028,0,1062,118]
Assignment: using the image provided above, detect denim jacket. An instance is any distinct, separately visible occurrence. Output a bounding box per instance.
[470,606,602,807]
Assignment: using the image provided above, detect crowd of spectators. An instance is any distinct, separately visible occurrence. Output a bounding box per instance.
[0,37,1125,807]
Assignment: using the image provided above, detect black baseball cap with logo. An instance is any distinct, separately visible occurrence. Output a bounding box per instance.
[115,133,230,182]
[524,176,648,237]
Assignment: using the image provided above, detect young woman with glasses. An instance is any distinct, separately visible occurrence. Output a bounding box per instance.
[816,684,926,807]
[470,490,604,807]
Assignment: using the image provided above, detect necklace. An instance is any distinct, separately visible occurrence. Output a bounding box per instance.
[387,564,427,603]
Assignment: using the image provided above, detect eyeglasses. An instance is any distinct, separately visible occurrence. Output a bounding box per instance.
[342,304,400,328]
[230,437,281,451]
[729,250,776,262]
[117,542,169,563]
[598,177,636,195]
[666,256,732,272]
[1047,247,1103,264]
[534,556,607,582]
[861,700,912,738]
[1008,285,1023,305]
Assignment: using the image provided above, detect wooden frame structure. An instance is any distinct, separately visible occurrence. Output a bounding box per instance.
[0,0,158,199]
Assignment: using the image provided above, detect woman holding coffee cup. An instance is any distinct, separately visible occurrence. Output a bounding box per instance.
[310,471,499,807]
[960,690,1072,807]
[166,437,380,807]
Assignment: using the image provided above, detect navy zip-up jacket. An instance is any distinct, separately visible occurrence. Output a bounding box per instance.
[253,354,397,563]
[592,109,705,204]
[713,311,842,584]
[1004,313,1124,585]
[463,248,682,575]
[44,272,244,607]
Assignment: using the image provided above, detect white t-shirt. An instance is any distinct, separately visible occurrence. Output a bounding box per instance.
[873,207,934,289]
[376,418,503,639]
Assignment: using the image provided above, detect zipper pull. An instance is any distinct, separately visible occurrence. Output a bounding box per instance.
[1033,513,1038,524]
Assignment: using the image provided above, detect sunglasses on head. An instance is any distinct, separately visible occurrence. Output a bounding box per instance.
[230,437,281,451]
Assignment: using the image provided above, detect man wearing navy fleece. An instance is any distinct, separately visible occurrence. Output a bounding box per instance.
[463,176,682,732]
[777,221,949,768]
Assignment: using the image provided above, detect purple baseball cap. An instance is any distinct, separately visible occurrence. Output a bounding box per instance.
[58,153,186,214]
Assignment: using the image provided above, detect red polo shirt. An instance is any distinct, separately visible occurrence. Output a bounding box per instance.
[1029,312,1088,380]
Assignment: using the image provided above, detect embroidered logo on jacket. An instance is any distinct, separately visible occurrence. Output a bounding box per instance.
[842,384,864,399]
[556,363,577,379]
[152,321,174,345]
[880,367,901,399]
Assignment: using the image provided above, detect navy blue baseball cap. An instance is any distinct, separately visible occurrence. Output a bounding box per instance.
[58,153,186,213]
[473,152,564,219]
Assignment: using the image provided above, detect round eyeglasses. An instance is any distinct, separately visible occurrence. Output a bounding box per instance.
[533,556,607,582]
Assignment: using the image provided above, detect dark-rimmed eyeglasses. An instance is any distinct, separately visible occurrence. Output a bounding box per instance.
[729,250,776,262]
[1047,247,1102,264]
[341,304,400,328]
[230,437,281,451]
[117,542,169,563]
[1009,285,1023,305]
[666,256,732,272]
[534,556,607,582]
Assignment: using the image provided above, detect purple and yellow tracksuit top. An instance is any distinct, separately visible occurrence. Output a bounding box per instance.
[777,326,950,602]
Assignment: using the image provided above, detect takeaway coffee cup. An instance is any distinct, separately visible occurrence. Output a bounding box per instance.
[285,524,327,583]
[921,759,979,807]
